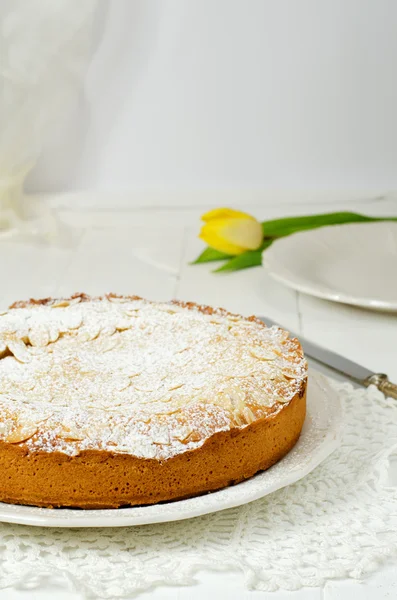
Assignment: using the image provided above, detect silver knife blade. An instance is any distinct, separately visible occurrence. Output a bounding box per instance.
[261,316,373,384]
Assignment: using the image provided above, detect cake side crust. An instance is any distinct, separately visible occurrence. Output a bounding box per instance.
[0,384,306,508]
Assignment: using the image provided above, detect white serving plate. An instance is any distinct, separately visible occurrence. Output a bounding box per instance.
[263,221,397,311]
[0,371,341,528]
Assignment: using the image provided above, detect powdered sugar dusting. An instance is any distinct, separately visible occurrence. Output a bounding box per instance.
[0,295,307,459]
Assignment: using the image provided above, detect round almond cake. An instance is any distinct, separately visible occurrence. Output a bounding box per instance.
[0,294,307,509]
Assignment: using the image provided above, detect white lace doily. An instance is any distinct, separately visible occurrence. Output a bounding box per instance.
[0,378,396,598]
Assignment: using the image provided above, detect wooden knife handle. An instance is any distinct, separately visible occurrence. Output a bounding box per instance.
[364,373,397,400]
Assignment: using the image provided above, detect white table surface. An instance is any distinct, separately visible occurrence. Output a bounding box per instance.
[1,194,397,600]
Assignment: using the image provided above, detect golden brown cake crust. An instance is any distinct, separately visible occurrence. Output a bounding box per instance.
[0,294,307,508]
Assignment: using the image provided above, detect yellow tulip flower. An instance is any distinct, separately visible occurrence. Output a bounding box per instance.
[199,208,263,255]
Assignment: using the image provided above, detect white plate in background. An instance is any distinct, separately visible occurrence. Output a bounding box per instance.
[0,371,341,528]
[263,221,397,312]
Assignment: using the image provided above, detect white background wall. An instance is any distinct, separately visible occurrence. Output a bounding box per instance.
[28,0,397,204]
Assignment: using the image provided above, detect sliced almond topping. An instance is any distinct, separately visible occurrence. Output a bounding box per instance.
[28,325,50,347]
[124,308,140,316]
[243,406,256,424]
[172,424,193,442]
[108,296,130,304]
[116,377,132,391]
[7,340,31,363]
[57,426,85,441]
[168,383,184,391]
[152,425,171,445]
[48,325,60,343]
[97,336,120,353]
[249,347,276,361]
[51,300,71,308]
[6,423,38,443]
[232,411,244,427]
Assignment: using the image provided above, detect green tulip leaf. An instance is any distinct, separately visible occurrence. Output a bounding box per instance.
[261,211,397,239]
[213,240,273,273]
[190,247,232,264]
